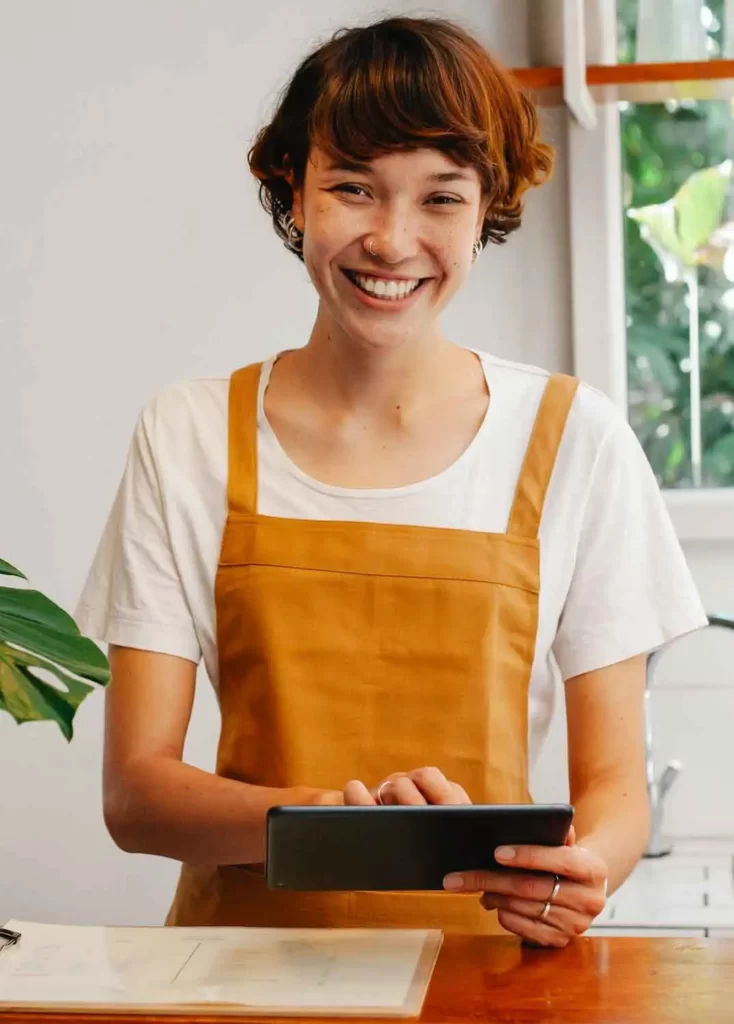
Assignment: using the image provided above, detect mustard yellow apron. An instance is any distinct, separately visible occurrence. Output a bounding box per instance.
[166,361,578,932]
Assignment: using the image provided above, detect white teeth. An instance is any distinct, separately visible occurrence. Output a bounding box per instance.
[353,274,421,300]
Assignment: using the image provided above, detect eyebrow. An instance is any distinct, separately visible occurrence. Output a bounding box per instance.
[324,161,474,184]
[325,159,372,175]
[429,171,473,184]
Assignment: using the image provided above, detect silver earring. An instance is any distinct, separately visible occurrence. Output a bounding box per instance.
[281,212,304,254]
[472,239,484,263]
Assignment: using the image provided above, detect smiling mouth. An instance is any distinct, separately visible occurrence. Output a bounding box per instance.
[342,269,427,301]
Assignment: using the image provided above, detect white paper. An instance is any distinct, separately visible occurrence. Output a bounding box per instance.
[0,920,442,1016]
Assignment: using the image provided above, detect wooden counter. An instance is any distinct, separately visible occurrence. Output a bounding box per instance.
[2,934,733,1024]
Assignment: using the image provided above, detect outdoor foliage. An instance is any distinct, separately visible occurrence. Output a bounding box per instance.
[618,0,734,486]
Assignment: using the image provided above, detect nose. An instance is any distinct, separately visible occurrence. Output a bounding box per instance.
[365,203,419,265]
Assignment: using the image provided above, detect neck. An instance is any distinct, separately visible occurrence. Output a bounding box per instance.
[291,305,459,424]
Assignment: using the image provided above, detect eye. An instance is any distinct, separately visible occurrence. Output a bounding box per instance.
[428,194,464,206]
[331,183,370,197]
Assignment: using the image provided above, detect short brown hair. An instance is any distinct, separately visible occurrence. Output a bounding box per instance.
[248,16,554,259]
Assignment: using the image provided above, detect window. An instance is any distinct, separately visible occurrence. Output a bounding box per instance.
[617,0,734,488]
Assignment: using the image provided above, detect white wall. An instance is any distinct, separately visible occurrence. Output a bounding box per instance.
[1,0,575,927]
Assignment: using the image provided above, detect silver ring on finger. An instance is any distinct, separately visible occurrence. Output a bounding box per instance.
[539,901,552,921]
[375,780,391,805]
[548,874,561,904]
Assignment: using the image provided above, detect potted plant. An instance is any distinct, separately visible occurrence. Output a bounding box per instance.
[0,558,110,739]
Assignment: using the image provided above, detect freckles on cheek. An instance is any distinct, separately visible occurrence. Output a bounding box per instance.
[310,203,350,245]
[303,201,331,239]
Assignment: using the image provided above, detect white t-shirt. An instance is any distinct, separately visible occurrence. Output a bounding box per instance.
[74,349,708,765]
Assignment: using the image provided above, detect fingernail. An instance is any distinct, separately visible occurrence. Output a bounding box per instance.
[443,873,464,891]
[495,846,516,861]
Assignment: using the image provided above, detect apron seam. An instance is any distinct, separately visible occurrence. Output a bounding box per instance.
[223,512,539,548]
[217,562,539,593]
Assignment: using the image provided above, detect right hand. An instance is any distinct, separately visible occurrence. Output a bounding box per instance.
[343,767,472,806]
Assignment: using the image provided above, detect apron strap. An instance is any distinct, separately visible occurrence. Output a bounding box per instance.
[226,362,578,530]
[507,373,580,539]
[227,362,263,516]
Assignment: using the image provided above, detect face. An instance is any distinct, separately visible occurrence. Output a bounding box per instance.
[290,146,488,352]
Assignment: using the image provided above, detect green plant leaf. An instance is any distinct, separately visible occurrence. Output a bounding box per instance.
[667,437,685,474]
[0,587,109,680]
[629,201,686,264]
[0,585,82,637]
[0,573,110,738]
[628,162,731,271]
[676,163,730,263]
[3,641,97,694]
[0,559,27,580]
[0,654,92,741]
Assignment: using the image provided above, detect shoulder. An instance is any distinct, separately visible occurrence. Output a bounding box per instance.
[477,350,633,457]
[139,375,230,428]
[134,375,231,461]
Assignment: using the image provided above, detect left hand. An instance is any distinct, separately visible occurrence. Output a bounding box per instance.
[344,767,471,806]
[443,826,609,947]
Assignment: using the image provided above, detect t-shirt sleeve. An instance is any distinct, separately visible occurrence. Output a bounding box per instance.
[552,413,709,681]
[73,399,202,664]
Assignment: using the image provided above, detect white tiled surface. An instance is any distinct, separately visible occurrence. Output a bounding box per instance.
[590,842,734,935]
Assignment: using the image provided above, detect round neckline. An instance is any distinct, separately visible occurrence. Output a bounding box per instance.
[257,348,498,500]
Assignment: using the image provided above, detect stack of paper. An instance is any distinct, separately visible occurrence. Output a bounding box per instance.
[0,920,442,1017]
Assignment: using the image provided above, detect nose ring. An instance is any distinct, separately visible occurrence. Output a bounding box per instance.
[368,239,377,257]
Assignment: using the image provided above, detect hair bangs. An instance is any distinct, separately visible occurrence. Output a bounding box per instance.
[309,34,487,173]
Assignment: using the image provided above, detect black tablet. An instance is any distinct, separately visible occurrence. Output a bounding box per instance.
[265,803,574,891]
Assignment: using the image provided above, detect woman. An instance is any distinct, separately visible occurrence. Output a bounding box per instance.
[75,16,708,946]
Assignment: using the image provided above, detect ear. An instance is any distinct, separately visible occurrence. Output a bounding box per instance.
[476,196,491,240]
[290,186,305,232]
[284,167,305,232]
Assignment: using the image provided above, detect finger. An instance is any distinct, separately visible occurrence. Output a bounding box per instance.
[481,893,590,937]
[368,772,405,804]
[383,776,428,806]
[406,767,470,805]
[494,843,608,889]
[444,870,606,918]
[565,824,577,847]
[495,910,571,949]
[343,780,377,805]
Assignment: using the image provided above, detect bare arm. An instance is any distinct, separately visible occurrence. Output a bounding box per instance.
[446,653,649,947]
[565,652,650,894]
[103,645,342,866]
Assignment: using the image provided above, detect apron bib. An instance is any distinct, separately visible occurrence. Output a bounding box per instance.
[167,362,578,932]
